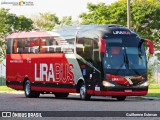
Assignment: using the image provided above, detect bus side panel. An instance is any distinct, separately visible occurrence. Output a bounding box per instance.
[6,54,77,92]
[6,54,24,90]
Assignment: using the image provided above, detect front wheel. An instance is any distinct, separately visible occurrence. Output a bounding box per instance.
[116,96,126,101]
[24,80,40,98]
[80,83,91,100]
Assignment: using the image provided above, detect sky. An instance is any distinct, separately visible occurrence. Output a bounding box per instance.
[0,0,118,20]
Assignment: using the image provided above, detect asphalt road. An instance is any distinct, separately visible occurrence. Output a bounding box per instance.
[0,93,160,120]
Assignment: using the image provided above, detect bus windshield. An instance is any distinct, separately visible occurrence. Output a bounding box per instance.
[103,37,147,76]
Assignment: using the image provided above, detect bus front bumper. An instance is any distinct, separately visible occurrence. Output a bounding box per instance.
[87,83,148,96]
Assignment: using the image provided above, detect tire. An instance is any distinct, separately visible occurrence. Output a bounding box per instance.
[80,83,91,100]
[54,93,69,98]
[24,80,40,98]
[116,96,126,101]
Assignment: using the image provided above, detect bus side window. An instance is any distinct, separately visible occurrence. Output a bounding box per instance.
[24,39,29,53]
[26,38,40,54]
[38,37,62,53]
[25,39,32,53]
[48,38,58,53]
[13,39,18,54]
[61,38,74,54]
[6,39,13,54]
[17,38,25,54]
[93,41,99,62]
[84,39,93,62]
[76,38,84,55]
[40,39,47,53]
[77,38,93,62]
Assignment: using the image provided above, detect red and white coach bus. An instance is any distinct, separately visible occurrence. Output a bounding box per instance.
[6,24,154,101]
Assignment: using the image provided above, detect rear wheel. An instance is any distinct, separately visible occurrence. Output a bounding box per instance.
[24,80,40,98]
[116,96,126,101]
[80,83,91,100]
[54,93,69,98]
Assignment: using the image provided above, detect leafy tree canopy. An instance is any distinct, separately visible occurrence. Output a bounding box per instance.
[79,0,160,50]
[32,13,78,30]
[32,12,59,31]
[0,8,33,61]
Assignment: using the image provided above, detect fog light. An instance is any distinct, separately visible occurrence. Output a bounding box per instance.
[103,81,115,87]
[140,81,148,87]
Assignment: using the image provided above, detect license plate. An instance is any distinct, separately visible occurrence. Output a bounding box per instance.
[125,90,132,92]
[95,86,100,91]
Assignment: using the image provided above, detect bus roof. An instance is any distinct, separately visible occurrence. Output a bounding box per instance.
[6,24,137,40]
[57,24,137,38]
[58,24,127,32]
[6,31,60,39]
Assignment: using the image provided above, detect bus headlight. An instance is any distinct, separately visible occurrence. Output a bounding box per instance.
[140,81,148,87]
[103,81,115,87]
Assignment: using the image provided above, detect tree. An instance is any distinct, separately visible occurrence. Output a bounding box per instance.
[60,16,72,26]
[13,15,33,32]
[0,8,33,61]
[131,0,160,48]
[79,2,127,25]
[58,16,72,28]
[32,12,59,31]
[32,13,79,30]
[79,0,160,50]
[54,16,80,29]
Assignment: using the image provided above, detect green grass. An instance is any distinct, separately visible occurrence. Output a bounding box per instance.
[148,84,160,89]
[0,86,21,92]
[146,84,160,97]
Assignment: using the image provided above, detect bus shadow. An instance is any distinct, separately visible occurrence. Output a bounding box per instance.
[38,95,128,102]
[40,97,117,102]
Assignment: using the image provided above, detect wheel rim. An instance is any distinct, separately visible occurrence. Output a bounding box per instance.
[25,82,30,95]
[80,85,86,99]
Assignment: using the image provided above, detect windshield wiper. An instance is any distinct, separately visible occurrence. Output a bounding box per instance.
[127,61,141,76]
[115,49,128,75]
[116,48,141,76]
[124,48,129,68]
[138,41,143,59]
[125,50,141,76]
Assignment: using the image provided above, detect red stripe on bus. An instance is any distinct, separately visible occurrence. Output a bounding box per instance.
[31,86,76,93]
[100,91,147,96]
[7,85,23,90]
[87,90,94,94]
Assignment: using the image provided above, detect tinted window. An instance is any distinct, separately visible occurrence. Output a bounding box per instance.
[10,37,75,54]
[76,38,98,62]
[6,39,13,54]
[103,37,147,76]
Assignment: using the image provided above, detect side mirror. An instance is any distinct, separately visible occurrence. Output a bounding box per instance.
[99,38,106,54]
[143,39,154,54]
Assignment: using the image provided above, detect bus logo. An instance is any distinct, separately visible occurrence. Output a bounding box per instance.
[113,31,131,35]
[34,63,74,83]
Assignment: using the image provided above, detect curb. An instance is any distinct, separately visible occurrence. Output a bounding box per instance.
[140,96,160,100]
[129,96,160,100]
